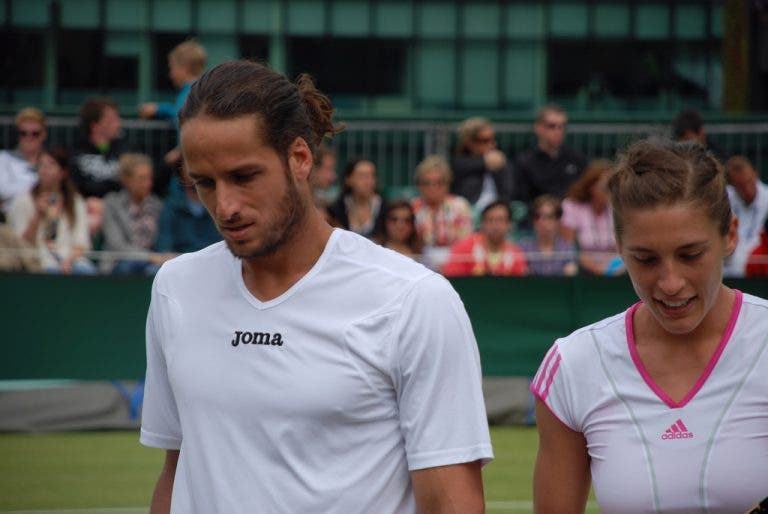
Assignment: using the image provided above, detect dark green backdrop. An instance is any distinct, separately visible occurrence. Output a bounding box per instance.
[1,273,766,379]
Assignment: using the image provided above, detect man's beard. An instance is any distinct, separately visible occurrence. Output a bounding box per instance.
[225,170,307,259]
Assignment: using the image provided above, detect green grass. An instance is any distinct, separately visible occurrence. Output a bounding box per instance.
[0,427,598,513]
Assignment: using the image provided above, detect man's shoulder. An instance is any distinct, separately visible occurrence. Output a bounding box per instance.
[157,241,230,281]
[330,229,432,279]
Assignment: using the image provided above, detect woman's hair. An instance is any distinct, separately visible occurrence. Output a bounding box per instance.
[179,60,343,165]
[415,155,452,184]
[15,106,46,129]
[379,200,423,254]
[456,117,492,155]
[119,153,153,179]
[79,96,118,132]
[340,157,376,197]
[32,146,77,225]
[566,159,613,203]
[608,139,731,241]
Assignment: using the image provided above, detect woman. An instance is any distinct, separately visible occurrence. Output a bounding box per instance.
[518,195,577,276]
[531,140,768,513]
[377,200,423,259]
[328,158,386,239]
[451,117,514,212]
[560,159,622,275]
[7,147,96,274]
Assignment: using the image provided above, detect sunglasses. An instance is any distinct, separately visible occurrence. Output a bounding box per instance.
[387,216,414,223]
[19,130,43,138]
[473,135,495,144]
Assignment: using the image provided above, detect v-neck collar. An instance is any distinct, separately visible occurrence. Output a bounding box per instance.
[625,290,743,409]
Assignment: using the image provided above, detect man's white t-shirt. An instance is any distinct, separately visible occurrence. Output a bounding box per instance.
[532,290,768,513]
[0,150,37,214]
[725,181,768,276]
[141,229,493,513]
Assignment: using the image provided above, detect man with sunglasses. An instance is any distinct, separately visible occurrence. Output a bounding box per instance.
[0,107,47,215]
[514,104,586,210]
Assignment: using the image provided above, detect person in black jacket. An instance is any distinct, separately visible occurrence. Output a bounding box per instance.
[450,117,515,212]
[513,104,586,206]
[70,96,132,237]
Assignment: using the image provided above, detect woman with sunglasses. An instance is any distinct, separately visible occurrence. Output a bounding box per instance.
[377,200,423,260]
[451,117,514,212]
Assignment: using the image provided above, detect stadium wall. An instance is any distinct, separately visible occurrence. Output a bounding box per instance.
[2,273,767,380]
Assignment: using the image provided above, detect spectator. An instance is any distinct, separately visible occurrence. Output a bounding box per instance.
[0,222,41,272]
[746,216,768,277]
[672,108,728,163]
[139,39,206,171]
[560,159,622,276]
[154,176,220,255]
[328,158,386,239]
[0,107,47,214]
[101,153,163,274]
[724,155,768,276]
[451,117,514,212]
[442,200,527,277]
[411,155,473,269]
[310,143,339,206]
[70,96,132,237]
[518,195,577,276]
[377,200,423,259]
[514,104,586,206]
[7,147,96,274]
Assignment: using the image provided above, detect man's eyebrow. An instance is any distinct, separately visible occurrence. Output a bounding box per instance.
[187,164,267,181]
[625,241,708,252]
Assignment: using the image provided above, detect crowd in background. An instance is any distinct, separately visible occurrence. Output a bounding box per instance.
[1,40,767,279]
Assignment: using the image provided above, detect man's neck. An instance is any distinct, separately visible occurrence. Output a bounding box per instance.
[484,236,505,254]
[241,211,334,302]
[19,148,42,165]
[537,142,560,159]
[90,134,110,149]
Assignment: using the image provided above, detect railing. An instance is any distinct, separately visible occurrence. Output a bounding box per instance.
[2,117,767,191]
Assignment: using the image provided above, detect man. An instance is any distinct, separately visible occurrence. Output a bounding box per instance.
[141,60,492,514]
[442,200,527,277]
[309,142,338,205]
[0,107,47,215]
[672,108,728,163]
[71,96,132,236]
[514,104,586,205]
[724,155,768,276]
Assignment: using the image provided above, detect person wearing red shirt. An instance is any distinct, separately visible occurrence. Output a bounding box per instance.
[442,200,527,277]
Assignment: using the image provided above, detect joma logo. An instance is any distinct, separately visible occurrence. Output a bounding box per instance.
[231,331,284,347]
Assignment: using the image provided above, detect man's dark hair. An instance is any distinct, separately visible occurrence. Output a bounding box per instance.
[481,200,512,221]
[179,60,342,162]
[79,96,118,132]
[672,108,704,140]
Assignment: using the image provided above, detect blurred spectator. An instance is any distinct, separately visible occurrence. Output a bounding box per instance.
[154,176,220,255]
[71,96,132,238]
[0,222,41,272]
[514,104,586,208]
[724,155,768,276]
[310,143,339,206]
[672,108,728,163]
[451,117,515,212]
[518,195,577,276]
[0,107,47,214]
[377,200,423,260]
[328,158,386,239]
[442,200,527,277]
[746,217,768,277]
[139,39,206,171]
[7,147,96,274]
[560,159,622,276]
[411,155,473,269]
[101,154,163,274]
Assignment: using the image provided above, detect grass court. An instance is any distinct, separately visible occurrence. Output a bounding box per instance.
[0,427,599,513]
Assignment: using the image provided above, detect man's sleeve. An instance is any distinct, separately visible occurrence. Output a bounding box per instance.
[391,273,493,471]
[140,271,183,449]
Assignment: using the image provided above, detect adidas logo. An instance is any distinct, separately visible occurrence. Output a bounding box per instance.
[661,419,694,440]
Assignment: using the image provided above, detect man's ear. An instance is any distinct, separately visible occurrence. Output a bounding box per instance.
[288,137,313,181]
[725,215,738,257]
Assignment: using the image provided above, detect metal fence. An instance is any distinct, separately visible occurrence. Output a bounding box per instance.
[2,116,767,195]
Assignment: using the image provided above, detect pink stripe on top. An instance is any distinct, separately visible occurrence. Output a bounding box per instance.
[625,290,744,409]
[533,344,559,395]
[540,353,562,401]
